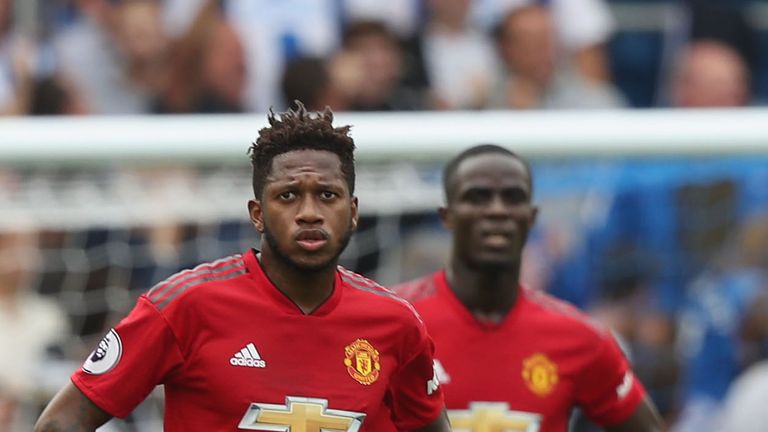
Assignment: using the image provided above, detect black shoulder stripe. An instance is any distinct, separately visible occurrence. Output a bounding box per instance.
[148,260,243,303]
[341,275,407,303]
[155,268,246,310]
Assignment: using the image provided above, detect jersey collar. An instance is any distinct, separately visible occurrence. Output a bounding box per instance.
[435,269,526,331]
[244,249,343,316]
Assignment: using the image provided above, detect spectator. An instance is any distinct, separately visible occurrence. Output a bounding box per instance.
[490,5,624,109]
[0,228,68,430]
[672,213,768,432]
[475,0,617,85]
[657,0,758,106]
[588,242,679,424]
[0,39,35,116]
[670,40,750,108]
[54,0,170,114]
[157,0,246,113]
[113,0,170,103]
[195,17,246,112]
[225,0,340,111]
[0,0,17,114]
[0,0,40,116]
[337,20,427,111]
[415,0,499,109]
[281,56,348,111]
[29,76,87,115]
[718,359,768,432]
[341,0,421,39]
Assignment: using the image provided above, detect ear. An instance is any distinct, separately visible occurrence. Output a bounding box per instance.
[350,196,359,231]
[438,205,452,231]
[530,204,539,227]
[248,199,265,233]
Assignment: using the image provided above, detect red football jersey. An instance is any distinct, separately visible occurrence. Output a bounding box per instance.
[395,270,645,432]
[72,250,443,431]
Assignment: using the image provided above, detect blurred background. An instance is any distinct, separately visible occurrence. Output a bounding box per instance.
[1,0,768,430]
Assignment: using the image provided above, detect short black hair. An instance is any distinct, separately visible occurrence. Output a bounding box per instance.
[248,102,356,198]
[442,144,533,202]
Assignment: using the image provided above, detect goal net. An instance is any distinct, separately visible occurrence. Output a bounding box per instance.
[2,109,768,428]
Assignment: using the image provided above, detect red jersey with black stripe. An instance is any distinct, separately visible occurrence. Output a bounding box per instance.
[394,270,646,432]
[72,250,443,431]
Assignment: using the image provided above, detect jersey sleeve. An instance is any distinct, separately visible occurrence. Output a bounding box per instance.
[575,331,646,426]
[71,295,184,418]
[387,314,444,430]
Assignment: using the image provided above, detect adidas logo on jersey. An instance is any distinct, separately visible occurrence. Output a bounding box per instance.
[230,343,266,368]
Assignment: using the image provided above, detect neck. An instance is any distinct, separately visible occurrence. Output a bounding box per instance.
[446,256,521,322]
[258,249,337,314]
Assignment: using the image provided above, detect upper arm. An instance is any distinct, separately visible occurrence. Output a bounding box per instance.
[605,395,665,432]
[575,332,646,425]
[34,381,112,432]
[70,297,185,417]
[412,409,451,432]
[388,314,445,431]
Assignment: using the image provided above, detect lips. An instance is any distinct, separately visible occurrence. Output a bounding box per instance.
[479,229,516,249]
[295,229,329,251]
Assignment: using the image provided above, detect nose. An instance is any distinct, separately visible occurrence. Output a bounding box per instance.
[484,194,509,218]
[295,195,324,225]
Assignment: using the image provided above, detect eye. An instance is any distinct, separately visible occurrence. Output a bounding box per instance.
[278,191,296,201]
[502,189,528,204]
[320,191,338,200]
[464,189,491,204]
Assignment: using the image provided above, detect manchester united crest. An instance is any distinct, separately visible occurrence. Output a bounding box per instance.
[522,353,558,397]
[344,339,381,385]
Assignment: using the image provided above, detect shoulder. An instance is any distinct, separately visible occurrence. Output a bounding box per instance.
[338,267,424,324]
[144,254,248,310]
[391,272,441,304]
[522,287,612,341]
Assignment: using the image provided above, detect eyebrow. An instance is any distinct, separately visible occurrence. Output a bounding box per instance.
[461,183,527,192]
[459,184,530,196]
[267,178,346,189]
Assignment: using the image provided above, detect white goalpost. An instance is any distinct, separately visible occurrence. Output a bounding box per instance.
[3,108,768,163]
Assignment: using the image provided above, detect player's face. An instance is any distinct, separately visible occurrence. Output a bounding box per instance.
[441,154,537,270]
[249,149,358,272]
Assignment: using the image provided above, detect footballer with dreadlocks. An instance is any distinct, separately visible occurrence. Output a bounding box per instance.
[36,103,451,432]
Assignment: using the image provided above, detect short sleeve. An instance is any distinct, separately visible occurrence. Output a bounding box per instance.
[575,332,646,426]
[71,296,184,418]
[387,316,444,430]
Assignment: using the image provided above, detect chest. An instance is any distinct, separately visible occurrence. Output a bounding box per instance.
[427,316,587,432]
[167,299,400,430]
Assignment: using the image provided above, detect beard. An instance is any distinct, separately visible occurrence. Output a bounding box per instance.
[462,244,523,273]
[466,256,515,272]
[262,225,354,273]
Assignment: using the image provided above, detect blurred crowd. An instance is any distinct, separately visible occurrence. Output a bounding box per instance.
[0,0,765,116]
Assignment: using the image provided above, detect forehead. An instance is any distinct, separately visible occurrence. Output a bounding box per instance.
[267,149,344,183]
[452,153,530,191]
